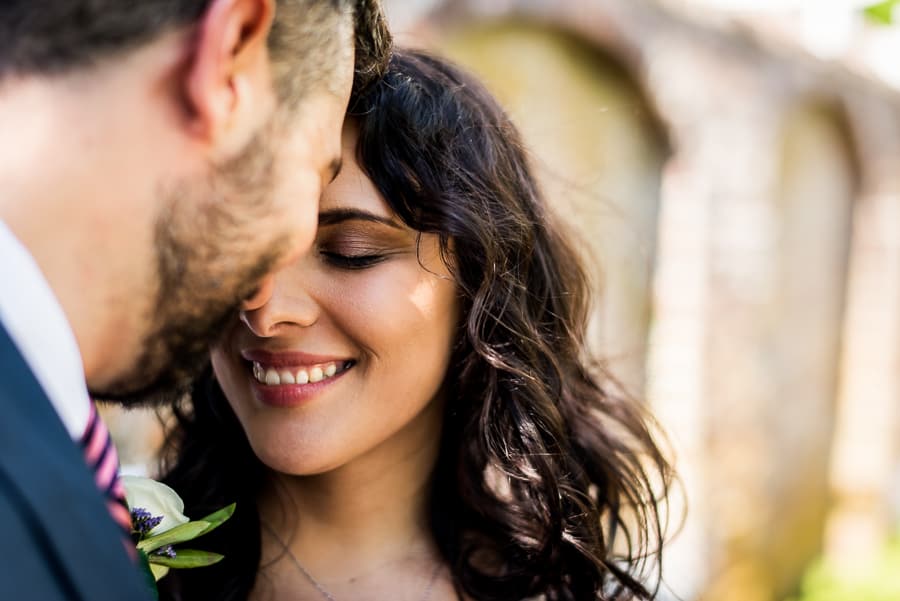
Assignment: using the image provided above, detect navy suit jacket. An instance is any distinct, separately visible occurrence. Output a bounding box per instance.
[0,324,151,600]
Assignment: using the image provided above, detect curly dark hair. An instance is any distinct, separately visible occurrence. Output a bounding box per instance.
[159,48,674,601]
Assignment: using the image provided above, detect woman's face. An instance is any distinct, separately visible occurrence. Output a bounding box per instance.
[210,122,459,476]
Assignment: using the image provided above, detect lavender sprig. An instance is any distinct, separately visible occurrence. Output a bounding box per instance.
[131,507,164,538]
[153,545,177,559]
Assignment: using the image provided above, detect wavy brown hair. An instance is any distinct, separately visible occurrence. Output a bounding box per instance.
[160,48,674,601]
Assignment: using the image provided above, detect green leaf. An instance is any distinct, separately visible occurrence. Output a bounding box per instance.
[137,521,210,553]
[195,502,236,537]
[137,550,160,599]
[149,563,170,582]
[148,549,226,569]
[864,0,900,24]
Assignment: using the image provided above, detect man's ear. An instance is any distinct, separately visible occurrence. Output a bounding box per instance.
[183,0,276,149]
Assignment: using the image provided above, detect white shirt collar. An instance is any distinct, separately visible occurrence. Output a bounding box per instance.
[0,220,90,439]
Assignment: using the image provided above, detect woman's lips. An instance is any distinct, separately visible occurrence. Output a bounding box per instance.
[242,354,355,407]
[251,360,349,386]
[241,349,350,368]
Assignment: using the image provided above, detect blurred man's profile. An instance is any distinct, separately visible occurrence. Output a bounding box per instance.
[0,1,390,599]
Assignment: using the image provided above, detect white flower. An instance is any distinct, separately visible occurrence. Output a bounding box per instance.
[121,475,190,535]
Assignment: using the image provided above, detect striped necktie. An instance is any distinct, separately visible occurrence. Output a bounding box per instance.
[80,402,133,536]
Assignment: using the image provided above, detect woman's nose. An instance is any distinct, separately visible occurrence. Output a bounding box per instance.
[239,274,322,338]
[241,275,277,312]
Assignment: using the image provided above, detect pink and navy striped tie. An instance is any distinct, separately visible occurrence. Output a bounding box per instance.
[80,402,133,537]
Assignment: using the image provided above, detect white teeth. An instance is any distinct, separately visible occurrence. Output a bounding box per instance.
[251,361,347,386]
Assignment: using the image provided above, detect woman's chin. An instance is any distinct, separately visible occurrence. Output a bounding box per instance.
[251,439,345,478]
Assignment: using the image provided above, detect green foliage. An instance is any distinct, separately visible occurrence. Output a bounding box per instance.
[787,536,900,601]
[146,549,225,569]
[137,521,211,553]
[195,502,236,537]
[136,503,236,554]
[864,0,900,24]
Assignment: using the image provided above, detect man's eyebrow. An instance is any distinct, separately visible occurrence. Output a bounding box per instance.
[318,208,402,229]
[327,157,342,183]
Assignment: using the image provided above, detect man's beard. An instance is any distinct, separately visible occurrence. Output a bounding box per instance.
[91,115,290,406]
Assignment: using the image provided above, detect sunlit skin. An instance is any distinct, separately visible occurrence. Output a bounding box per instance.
[0,0,352,399]
[211,122,464,600]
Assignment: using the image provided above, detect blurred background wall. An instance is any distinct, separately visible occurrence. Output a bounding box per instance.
[377,1,900,599]
[107,1,900,599]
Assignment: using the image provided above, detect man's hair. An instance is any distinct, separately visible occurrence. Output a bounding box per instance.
[270,0,392,106]
[0,0,391,105]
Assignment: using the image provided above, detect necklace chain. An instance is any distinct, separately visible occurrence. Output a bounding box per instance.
[266,524,443,601]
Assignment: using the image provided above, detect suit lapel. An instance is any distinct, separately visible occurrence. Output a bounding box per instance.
[0,324,149,600]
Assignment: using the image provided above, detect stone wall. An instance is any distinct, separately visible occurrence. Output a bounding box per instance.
[382,0,900,599]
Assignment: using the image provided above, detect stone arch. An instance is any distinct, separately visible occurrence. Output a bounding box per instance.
[765,96,859,596]
[690,94,859,601]
[435,19,669,395]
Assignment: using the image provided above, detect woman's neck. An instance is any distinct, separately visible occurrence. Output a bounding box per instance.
[262,446,436,559]
[254,398,446,598]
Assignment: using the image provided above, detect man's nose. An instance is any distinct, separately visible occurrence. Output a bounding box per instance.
[241,275,277,311]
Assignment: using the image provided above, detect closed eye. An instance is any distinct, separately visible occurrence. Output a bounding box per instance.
[320,251,385,270]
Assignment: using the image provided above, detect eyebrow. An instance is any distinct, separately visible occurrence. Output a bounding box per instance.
[318,208,403,229]
[327,157,342,183]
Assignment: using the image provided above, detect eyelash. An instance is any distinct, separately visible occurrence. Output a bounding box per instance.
[320,251,385,270]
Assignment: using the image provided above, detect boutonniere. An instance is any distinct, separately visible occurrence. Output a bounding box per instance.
[122,476,235,597]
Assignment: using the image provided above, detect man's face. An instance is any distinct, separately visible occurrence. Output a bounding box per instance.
[93,62,352,406]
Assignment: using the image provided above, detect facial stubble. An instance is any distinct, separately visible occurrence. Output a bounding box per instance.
[92,116,291,406]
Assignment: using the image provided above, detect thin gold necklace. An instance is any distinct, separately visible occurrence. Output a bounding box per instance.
[265,524,443,601]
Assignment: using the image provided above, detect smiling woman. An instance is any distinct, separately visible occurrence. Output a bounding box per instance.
[213,125,459,483]
[159,49,675,601]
